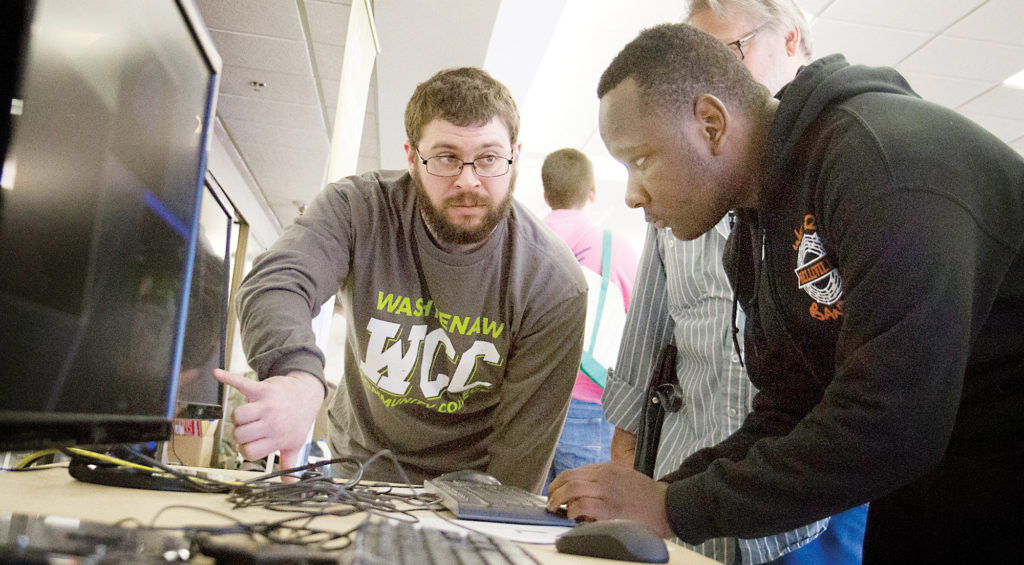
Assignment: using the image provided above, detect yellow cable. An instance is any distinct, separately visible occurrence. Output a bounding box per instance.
[13,449,59,469]
[65,447,159,472]
[69,447,246,488]
[15,446,246,489]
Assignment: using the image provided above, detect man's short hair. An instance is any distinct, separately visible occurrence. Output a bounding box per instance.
[542,148,595,210]
[686,0,813,60]
[597,23,769,118]
[405,67,520,149]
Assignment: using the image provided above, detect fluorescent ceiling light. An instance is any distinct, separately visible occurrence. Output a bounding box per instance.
[1004,68,1024,90]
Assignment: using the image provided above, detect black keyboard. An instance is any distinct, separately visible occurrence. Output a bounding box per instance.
[352,519,541,565]
[425,478,575,527]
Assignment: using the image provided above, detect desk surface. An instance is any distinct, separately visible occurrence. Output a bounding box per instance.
[0,466,718,564]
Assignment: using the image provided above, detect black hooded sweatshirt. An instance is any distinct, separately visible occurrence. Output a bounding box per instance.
[660,54,1024,543]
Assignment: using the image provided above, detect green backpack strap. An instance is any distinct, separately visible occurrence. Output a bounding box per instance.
[580,230,612,388]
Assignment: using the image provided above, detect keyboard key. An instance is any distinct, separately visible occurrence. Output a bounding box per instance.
[353,519,540,565]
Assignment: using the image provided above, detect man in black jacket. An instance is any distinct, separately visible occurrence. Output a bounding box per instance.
[546,22,1024,563]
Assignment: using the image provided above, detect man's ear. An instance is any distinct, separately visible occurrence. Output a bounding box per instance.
[404,142,417,174]
[784,24,801,57]
[693,94,729,156]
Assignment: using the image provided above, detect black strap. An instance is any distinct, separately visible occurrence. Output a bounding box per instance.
[634,344,678,477]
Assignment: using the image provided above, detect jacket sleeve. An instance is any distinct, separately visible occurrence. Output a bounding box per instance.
[235,182,354,382]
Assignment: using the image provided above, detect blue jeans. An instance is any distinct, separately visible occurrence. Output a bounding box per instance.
[543,397,614,495]
[767,504,869,565]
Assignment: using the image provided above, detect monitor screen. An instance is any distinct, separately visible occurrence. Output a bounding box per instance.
[0,0,221,451]
[174,182,233,421]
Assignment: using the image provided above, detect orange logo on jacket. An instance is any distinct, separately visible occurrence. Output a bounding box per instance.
[793,214,844,319]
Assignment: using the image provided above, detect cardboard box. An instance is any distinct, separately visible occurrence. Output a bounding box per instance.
[168,419,219,467]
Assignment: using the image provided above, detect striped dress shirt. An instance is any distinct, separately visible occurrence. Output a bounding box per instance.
[603,219,827,564]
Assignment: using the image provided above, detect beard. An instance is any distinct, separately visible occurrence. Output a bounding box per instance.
[412,168,516,246]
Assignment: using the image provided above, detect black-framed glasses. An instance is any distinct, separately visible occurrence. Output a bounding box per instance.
[415,149,514,178]
[726,22,770,60]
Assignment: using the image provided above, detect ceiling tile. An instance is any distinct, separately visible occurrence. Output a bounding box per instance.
[366,77,378,111]
[357,101,380,167]
[217,93,325,130]
[240,142,329,198]
[359,115,378,146]
[899,36,1024,82]
[1010,136,1024,156]
[946,0,1024,46]
[239,142,327,212]
[321,78,341,107]
[195,0,304,40]
[221,118,329,151]
[810,19,930,66]
[897,71,992,109]
[304,0,351,46]
[219,65,320,105]
[798,0,835,19]
[818,0,985,33]
[959,113,1024,143]
[314,42,347,83]
[322,79,340,131]
[958,85,1024,121]
[209,30,314,75]
[326,106,337,131]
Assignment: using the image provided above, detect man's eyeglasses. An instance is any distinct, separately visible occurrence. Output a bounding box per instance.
[416,150,514,178]
[726,22,770,61]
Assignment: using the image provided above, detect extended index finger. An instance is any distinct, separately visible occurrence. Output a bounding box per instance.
[278,447,303,484]
[213,368,261,399]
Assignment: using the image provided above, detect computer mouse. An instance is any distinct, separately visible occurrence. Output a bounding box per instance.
[434,469,502,485]
[555,519,669,563]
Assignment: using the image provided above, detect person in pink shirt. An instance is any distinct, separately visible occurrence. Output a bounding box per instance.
[541,148,638,492]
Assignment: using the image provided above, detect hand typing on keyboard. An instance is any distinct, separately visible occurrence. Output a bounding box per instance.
[425,475,577,527]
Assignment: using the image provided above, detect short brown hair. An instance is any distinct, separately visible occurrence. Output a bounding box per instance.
[404,67,520,149]
[542,148,595,210]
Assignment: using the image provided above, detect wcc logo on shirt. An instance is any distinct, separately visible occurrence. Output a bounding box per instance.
[792,214,844,321]
[357,291,505,414]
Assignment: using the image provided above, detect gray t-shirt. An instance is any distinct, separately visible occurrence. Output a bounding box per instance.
[236,170,588,492]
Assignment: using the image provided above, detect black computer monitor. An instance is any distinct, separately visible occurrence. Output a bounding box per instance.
[174,182,234,421]
[0,0,222,451]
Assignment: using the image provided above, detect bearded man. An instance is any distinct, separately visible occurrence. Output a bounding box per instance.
[219,67,587,492]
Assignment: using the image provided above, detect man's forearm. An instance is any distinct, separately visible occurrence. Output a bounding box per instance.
[611,427,637,466]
